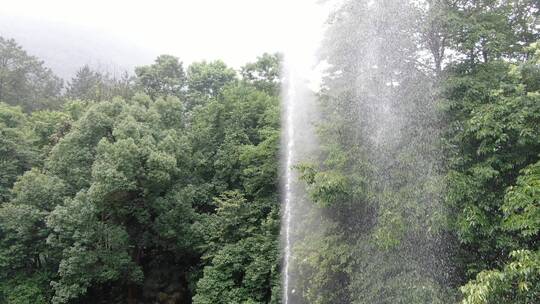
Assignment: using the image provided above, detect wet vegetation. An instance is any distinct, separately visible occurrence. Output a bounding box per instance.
[289,1,540,304]
[0,0,539,303]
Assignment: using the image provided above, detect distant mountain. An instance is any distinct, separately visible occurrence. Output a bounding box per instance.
[0,14,155,80]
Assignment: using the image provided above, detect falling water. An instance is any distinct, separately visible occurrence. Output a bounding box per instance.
[282,67,295,304]
[281,58,320,304]
[281,0,456,303]
[280,2,328,302]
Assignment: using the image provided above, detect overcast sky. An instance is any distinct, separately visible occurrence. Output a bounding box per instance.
[1,0,333,79]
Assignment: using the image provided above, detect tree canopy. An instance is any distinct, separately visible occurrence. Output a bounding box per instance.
[0,37,63,111]
[0,45,282,303]
[0,1,538,301]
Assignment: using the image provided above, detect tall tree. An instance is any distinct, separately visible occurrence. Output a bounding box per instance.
[293,0,462,302]
[0,103,35,202]
[135,55,186,99]
[443,3,540,295]
[241,53,281,95]
[187,60,236,97]
[0,37,63,111]
[66,65,134,102]
[185,60,237,110]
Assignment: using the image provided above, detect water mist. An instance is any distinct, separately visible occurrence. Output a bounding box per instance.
[280,1,328,303]
[281,0,455,303]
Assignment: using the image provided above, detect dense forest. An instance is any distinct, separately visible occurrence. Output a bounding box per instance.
[291,0,539,303]
[0,36,282,303]
[0,0,539,303]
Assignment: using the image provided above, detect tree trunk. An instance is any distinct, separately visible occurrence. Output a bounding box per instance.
[128,284,136,304]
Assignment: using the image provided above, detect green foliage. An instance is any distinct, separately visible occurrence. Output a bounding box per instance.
[288,0,539,303]
[447,0,538,63]
[349,239,455,304]
[292,0,457,302]
[4,4,537,300]
[461,250,540,304]
[0,169,67,290]
[442,3,540,302]
[47,192,143,304]
[293,226,352,304]
[0,48,282,303]
[241,53,281,95]
[502,160,540,238]
[188,73,281,303]
[194,192,280,304]
[182,60,238,111]
[0,37,63,111]
[445,44,540,278]
[135,54,186,99]
[0,103,67,202]
[298,165,350,208]
[26,110,72,161]
[41,95,198,302]
[0,103,34,202]
[0,272,51,304]
[66,65,134,102]
[187,60,236,99]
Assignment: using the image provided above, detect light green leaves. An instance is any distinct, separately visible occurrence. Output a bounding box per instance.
[502,160,540,238]
[461,250,540,304]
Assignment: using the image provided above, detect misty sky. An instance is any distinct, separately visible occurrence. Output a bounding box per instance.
[1,0,331,80]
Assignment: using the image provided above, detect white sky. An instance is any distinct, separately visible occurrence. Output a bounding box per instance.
[1,0,332,77]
